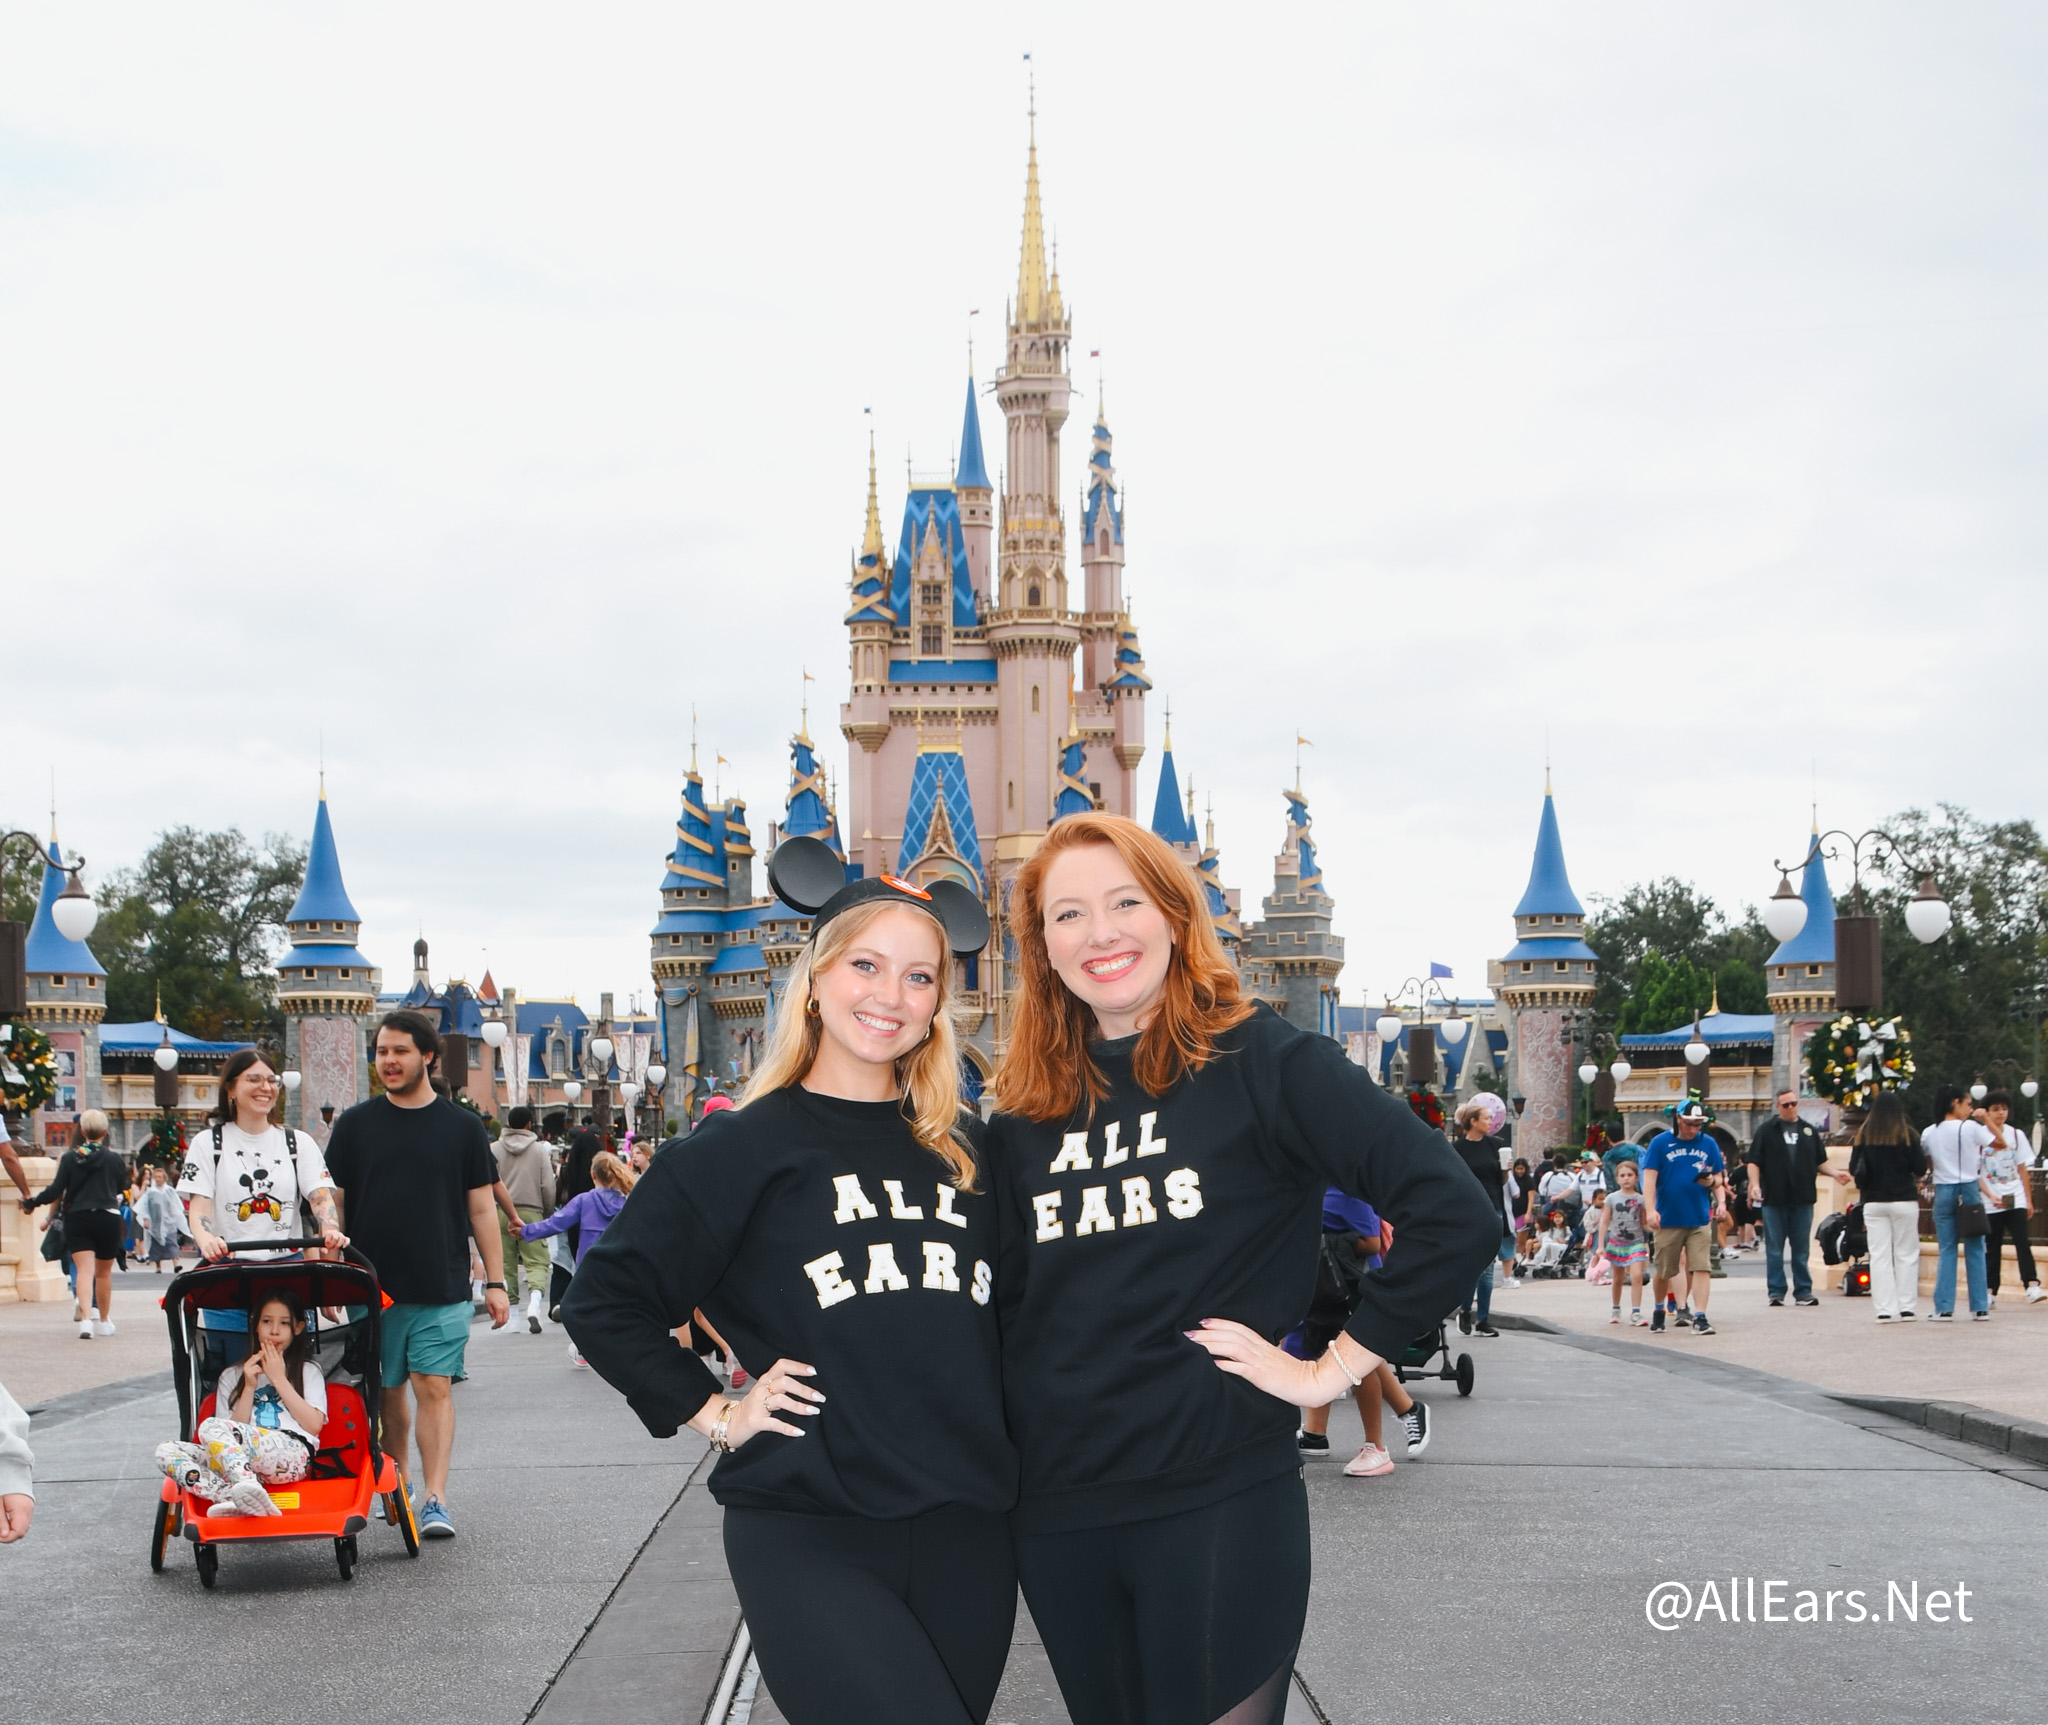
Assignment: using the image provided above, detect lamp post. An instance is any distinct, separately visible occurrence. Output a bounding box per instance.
[645,1062,668,1138]
[1765,828,1951,1012]
[480,1018,509,1114]
[588,1033,615,1139]
[1377,977,1467,1092]
[0,831,97,1015]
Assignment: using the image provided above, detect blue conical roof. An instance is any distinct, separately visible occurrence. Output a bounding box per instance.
[956,376,991,491]
[285,796,362,926]
[1768,835,1837,964]
[1150,745,1194,846]
[24,838,105,975]
[1512,792,1584,918]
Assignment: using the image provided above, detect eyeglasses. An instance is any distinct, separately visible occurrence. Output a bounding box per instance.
[244,1075,281,1089]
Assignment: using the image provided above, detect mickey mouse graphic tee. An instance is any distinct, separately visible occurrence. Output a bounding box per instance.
[563,1086,1017,1520]
[178,1122,336,1256]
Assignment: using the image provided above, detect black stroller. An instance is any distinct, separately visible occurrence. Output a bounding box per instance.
[1816,1203,1871,1297]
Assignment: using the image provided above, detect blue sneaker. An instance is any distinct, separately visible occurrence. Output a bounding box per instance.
[417,1497,456,1540]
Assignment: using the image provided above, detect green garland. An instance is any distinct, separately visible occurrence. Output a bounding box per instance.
[1805,1013,1915,1108]
[0,1021,57,1114]
[139,1110,188,1173]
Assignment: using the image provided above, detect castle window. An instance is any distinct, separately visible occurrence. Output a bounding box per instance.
[1776,967,1786,979]
[1008,780,1016,809]
[921,625,945,655]
[340,970,351,980]
[1521,962,1533,973]
[1553,915,1566,925]
[920,581,942,606]
[1031,685,1040,713]
[1808,964,1821,977]
[1027,584,1041,608]
[671,935,681,945]
[305,969,316,980]
[1555,961,1569,973]
[87,976,97,987]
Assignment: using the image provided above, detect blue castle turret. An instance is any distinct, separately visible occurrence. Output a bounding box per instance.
[1496,779,1598,1151]
[1148,721,1197,854]
[21,831,108,1146]
[278,787,381,1136]
[1239,783,1344,1034]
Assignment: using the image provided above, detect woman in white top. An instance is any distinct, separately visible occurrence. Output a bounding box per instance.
[1921,1084,1993,1320]
[178,1050,348,1371]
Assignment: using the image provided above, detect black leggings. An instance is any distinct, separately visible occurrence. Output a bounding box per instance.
[723,1502,1016,1725]
[1015,1469,1310,1725]
[1986,1206,2038,1292]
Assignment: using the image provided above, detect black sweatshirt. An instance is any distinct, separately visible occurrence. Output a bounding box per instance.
[987,1003,1499,1534]
[1847,1138,1929,1205]
[562,1086,1017,1519]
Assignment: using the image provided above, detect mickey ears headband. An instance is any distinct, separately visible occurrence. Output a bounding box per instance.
[767,836,991,958]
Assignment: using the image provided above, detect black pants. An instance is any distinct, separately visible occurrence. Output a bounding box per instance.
[723,1502,1016,1725]
[1015,1469,1310,1725]
[1986,1206,2038,1292]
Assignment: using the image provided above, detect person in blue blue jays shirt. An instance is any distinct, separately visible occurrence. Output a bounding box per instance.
[1641,1102,1725,1335]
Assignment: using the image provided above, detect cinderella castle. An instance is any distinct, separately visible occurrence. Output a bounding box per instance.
[646,111,1345,1100]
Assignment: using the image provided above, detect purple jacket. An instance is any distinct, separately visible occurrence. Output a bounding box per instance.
[521,1186,626,1264]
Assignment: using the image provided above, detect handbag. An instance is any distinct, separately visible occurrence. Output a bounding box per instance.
[39,1205,68,1262]
[1956,1197,1989,1240]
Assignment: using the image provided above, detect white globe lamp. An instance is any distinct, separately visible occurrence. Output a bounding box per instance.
[1374,1010,1404,1044]
[152,1041,179,1073]
[1971,1083,1988,1102]
[480,1020,509,1050]
[563,1080,582,1103]
[590,1035,615,1066]
[646,1063,667,1089]
[1440,1011,1469,1046]
[1762,872,1808,945]
[1904,874,1952,944]
[1609,1060,1633,1085]
[1577,1062,1599,1085]
[51,870,98,943]
[2023,1078,2040,1100]
[280,1069,302,1093]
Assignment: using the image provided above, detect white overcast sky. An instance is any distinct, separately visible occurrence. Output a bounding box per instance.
[4,4,2043,1013]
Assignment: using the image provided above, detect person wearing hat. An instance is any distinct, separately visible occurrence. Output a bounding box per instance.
[1641,1098,1726,1334]
[562,841,1017,1725]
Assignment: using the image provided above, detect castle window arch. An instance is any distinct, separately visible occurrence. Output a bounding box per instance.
[1008,780,1015,810]
[1027,583,1041,608]
[1031,685,1040,713]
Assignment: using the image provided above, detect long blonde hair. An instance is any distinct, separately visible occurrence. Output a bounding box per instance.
[743,898,975,1189]
[590,1150,637,1193]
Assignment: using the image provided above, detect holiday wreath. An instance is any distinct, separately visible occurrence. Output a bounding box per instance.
[1804,1013,1914,1108]
[0,1021,58,1114]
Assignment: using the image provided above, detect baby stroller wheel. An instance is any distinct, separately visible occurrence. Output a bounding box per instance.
[149,1499,179,1573]
[336,1534,358,1581]
[195,1542,219,1589]
[387,1477,421,1557]
[1455,1353,1475,1397]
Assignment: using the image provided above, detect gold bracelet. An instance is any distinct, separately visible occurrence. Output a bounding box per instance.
[1323,1343,1365,1388]
[710,1399,738,1453]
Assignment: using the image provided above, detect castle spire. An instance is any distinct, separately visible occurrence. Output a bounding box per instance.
[956,375,991,492]
[861,433,884,561]
[1512,786,1585,918]
[1014,105,1050,328]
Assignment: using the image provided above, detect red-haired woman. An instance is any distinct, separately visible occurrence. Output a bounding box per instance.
[989,814,1497,1725]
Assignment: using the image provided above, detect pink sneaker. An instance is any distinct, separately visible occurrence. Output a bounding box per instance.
[1343,1443,1394,1477]
[729,1363,749,1390]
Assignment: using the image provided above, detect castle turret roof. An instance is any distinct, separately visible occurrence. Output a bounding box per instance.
[1512,790,1585,919]
[956,375,991,491]
[1053,733,1092,822]
[899,746,984,888]
[1768,834,1838,965]
[285,794,363,927]
[25,837,105,976]
[1150,737,1195,847]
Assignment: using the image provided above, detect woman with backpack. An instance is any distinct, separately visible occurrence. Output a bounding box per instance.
[24,1109,128,1339]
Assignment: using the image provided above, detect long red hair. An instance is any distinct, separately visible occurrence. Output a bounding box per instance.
[993,813,1252,1122]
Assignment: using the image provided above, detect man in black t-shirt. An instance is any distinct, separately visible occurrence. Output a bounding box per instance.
[326,1011,507,1540]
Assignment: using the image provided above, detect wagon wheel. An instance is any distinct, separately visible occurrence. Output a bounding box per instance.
[149,1499,180,1573]
[195,1542,219,1589]
[335,1534,357,1581]
[1455,1353,1475,1397]
[386,1475,421,1557]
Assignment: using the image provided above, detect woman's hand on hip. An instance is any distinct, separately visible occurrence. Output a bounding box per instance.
[727,1358,825,1447]
[1184,1318,1377,1407]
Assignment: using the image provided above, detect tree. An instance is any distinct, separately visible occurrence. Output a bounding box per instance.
[1862,805,2047,1128]
[1615,951,1712,1036]
[92,827,307,1042]
[1586,879,1775,1036]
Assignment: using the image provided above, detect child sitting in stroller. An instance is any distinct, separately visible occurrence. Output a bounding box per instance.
[1521,1209,1574,1277]
[154,1290,326,1518]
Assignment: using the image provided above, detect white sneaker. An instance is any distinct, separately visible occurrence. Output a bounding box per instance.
[231,1475,280,1517]
[526,1290,545,1334]
[77,1318,93,1340]
[567,1343,588,1368]
[2027,1285,2047,1304]
[95,1319,116,1337]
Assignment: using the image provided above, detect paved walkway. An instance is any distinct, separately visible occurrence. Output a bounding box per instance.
[1491,1239,2048,1423]
[9,1295,2045,1723]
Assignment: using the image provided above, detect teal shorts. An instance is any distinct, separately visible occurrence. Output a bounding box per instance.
[380,1301,472,1386]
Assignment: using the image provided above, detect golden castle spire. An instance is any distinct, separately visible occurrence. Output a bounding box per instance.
[861,431,884,560]
[1014,95,1049,327]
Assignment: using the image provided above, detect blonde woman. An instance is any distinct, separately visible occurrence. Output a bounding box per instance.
[25,1108,127,1339]
[565,840,1014,1725]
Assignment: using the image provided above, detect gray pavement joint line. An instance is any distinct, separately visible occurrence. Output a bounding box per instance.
[1289,1669,1332,1725]
[24,1371,165,1426]
[522,1443,718,1725]
[1499,1314,2048,1482]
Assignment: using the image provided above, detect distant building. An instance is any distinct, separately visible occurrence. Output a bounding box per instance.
[20,832,107,1150]
[278,789,382,1139]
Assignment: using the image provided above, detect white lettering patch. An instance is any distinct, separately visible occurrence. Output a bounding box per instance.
[883,1179,924,1220]
[832,1176,879,1224]
[803,1251,857,1308]
[1136,1111,1167,1157]
[1121,1176,1157,1227]
[932,1185,968,1229]
[970,1259,992,1305]
[1032,1191,1064,1241]
[863,1241,911,1292]
[921,1240,960,1291]
[1100,1120,1127,1166]
[1049,1131,1092,1174]
[1164,1167,1203,1219]
[1075,1185,1117,1236]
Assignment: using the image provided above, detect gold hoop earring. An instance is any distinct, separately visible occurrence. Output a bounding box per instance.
[805,997,821,1017]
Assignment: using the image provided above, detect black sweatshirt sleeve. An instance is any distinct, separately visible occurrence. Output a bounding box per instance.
[1271,1028,1501,1359]
[560,1146,731,1439]
[26,1150,79,1211]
